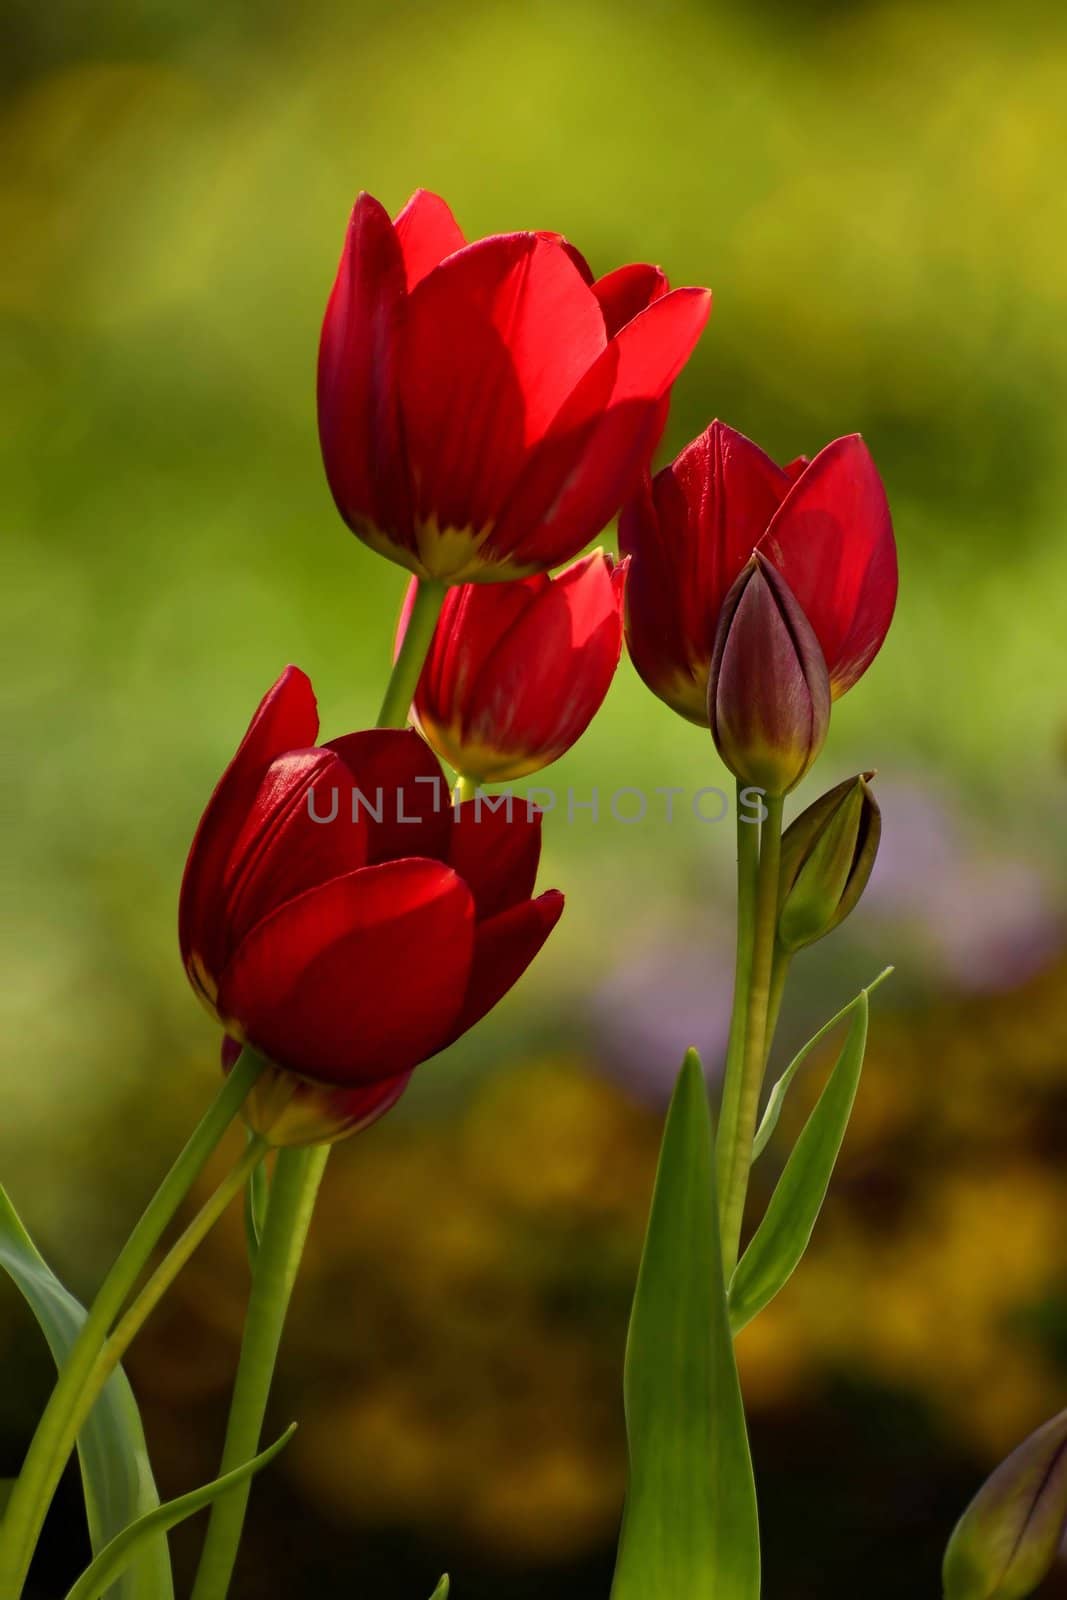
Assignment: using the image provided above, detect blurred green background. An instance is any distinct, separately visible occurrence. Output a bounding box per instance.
[3,0,1067,1593]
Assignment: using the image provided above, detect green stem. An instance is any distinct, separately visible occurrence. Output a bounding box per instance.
[764,947,792,1068]
[34,1139,268,1516]
[190,1145,328,1600]
[376,577,446,729]
[454,774,477,804]
[719,792,785,1279]
[189,577,446,1598]
[0,1051,264,1598]
[714,792,760,1228]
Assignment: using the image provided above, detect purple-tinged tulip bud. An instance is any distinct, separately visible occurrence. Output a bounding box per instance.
[707,554,830,796]
[943,1406,1067,1600]
[777,773,881,951]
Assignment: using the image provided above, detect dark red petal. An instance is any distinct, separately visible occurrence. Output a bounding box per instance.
[400,574,545,732]
[221,748,371,949]
[393,189,466,289]
[462,551,623,770]
[447,799,544,920]
[758,435,897,697]
[489,286,712,571]
[217,859,475,1085]
[709,557,830,794]
[619,421,792,725]
[441,889,564,1046]
[399,233,607,538]
[783,455,810,481]
[222,1034,412,1146]
[317,191,413,548]
[179,668,318,983]
[592,262,669,337]
[325,727,452,864]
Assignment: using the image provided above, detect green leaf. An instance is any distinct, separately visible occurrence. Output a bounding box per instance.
[611,1050,760,1600]
[0,1479,14,1517]
[0,1183,173,1600]
[752,966,892,1162]
[62,1425,296,1600]
[428,1578,450,1599]
[730,991,871,1336]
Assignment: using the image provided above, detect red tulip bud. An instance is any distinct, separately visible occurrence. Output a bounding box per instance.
[707,554,830,795]
[777,773,881,951]
[399,551,626,783]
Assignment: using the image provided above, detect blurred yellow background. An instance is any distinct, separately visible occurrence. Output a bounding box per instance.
[3,0,1067,1594]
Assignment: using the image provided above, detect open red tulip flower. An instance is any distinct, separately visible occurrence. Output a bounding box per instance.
[318,188,711,583]
[397,551,626,784]
[620,420,897,725]
[179,667,563,1145]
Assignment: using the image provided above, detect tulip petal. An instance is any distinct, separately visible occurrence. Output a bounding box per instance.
[444,888,564,1044]
[218,859,475,1085]
[317,191,413,548]
[592,262,669,337]
[325,727,452,864]
[759,435,897,697]
[221,749,372,950]
[180,667,318,984]
[401,574,545,732]
[400,233,607,545]
[462,552,623,774]
[393,189,466,290]
[490,286,712,571]
[447,799,544,921]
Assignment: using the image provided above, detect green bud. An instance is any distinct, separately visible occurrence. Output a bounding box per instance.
[777,773,880,952]
[943,1407,1067,1600]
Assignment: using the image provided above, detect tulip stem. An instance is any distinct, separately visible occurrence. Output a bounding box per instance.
[454,773,477,804]
[190,1143,329,1600]
[0,1050,265,1599]
[718,792,785,1280]
[377,577,447,729]
[715,793,760,1232]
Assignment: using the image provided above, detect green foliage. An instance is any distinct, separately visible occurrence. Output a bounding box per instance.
[0,1184,172,1600]
[730,994,871,1335]
[428,1579,450,1599]
[612,1051,759,1600]
[63,1426,296,1600]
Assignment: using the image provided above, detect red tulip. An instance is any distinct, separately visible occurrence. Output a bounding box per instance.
[620,420,896,725]
[397,551,626,783]
[318,189,711,583]
[708,555,830,795]
[179,667,563,1144]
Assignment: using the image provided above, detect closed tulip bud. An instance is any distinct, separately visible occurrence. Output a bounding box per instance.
[943,1407,1067,1600]
[707,554,830,795]
[777,773,881,951]
[399,551,626,784]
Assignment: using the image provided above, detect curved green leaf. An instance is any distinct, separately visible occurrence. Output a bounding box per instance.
[730,992,871,1335]
[63,1425,296,1600]
[611,1050,760,1600]
[752,966,892,1162]
[0,1183,172,1600]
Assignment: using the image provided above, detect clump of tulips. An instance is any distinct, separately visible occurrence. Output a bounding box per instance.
[1,186,1053,1600]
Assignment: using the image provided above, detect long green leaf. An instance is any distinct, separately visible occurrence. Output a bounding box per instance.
[729,993,870,1335]
[63,1426,296,1600]
[752,966,892,1162]
[0,1183,173,1600]
[428,1579,450,1599]
[611,1050,760,1600]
